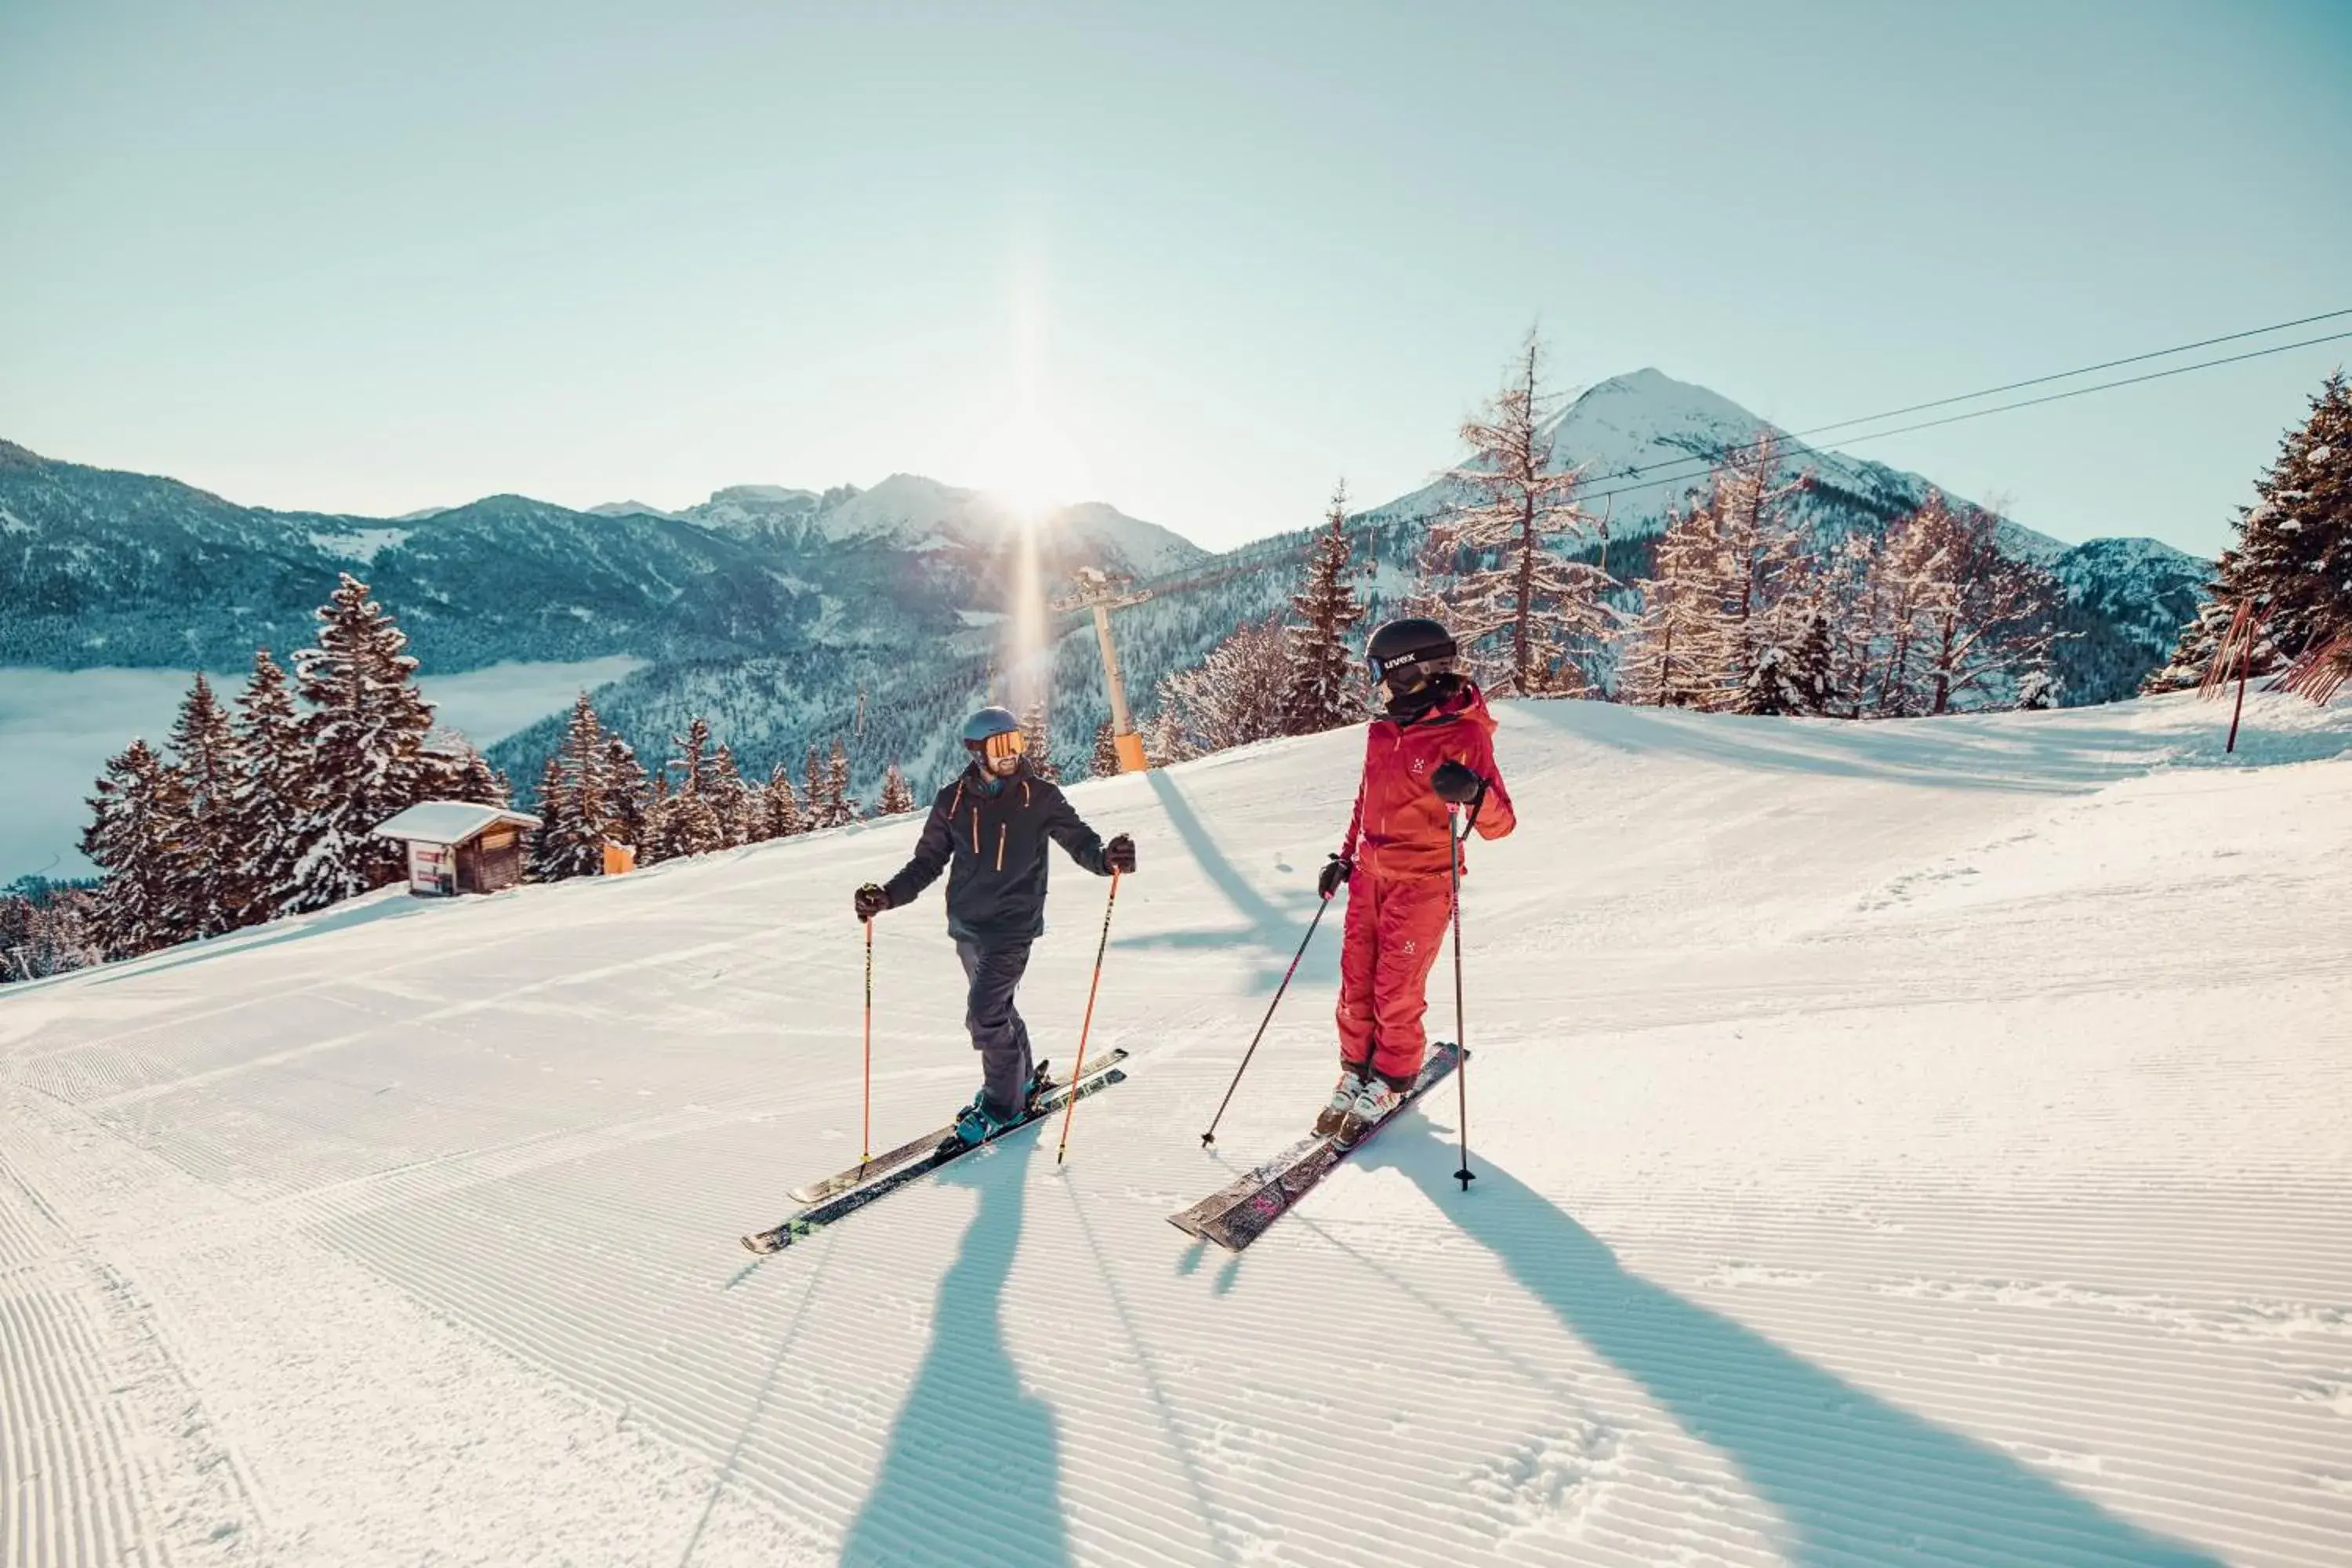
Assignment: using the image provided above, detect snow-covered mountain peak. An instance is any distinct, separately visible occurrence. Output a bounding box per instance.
[708,484,820,506]
[813,472,1203,576]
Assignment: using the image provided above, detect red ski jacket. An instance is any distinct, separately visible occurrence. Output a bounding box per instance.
[1338,678,1515,880]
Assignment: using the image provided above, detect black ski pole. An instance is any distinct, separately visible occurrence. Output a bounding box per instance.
[1449,801,1476,1192]
[1200,895,1332,1149]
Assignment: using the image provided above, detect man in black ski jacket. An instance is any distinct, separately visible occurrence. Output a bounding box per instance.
[854,706,1135,1145]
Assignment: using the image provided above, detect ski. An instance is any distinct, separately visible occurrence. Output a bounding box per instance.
[784,1052,1117,1204]
[782,1055,1106,1204]
[1169,1042,1462,1254]
[1167,1133,1325,1236]
[788,1123,957,1206]
[742,1051,1130,1254]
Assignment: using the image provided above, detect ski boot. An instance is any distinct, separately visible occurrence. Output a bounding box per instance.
[1314,1065,1369,1138]
[1332,1075,1402,1150]
[953,1091,1021,1149]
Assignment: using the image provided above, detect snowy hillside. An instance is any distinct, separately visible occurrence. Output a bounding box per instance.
[5,691,2348,1566]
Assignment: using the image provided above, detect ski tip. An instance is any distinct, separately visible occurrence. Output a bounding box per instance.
[739,1235,762,1253]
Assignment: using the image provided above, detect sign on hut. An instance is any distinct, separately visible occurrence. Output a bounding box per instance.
[372,802,543,897]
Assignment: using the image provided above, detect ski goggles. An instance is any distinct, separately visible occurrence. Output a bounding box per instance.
[969,729,1026,763]
[1367,643,1457,684]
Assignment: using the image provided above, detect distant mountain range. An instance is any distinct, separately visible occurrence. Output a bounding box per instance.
[0,443,1199,674]
[0,367,2213,803]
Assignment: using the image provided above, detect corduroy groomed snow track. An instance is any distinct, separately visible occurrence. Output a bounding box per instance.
[4,691,2349,1566]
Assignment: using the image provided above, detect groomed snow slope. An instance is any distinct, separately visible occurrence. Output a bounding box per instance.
[5,693,2350,1567]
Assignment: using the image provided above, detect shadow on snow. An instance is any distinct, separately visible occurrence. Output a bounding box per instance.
[841,1145,1072,1568]
[1117,771,1335,994]
[1348,1127,2220,1567]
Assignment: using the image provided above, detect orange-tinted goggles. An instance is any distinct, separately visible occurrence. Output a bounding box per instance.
[977,729,1026,763]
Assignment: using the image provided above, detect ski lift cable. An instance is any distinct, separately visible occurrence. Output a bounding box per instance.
[1577,307,2352,492]
[1568,326,2352,514]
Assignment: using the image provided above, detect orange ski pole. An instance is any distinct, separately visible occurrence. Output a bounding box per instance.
[1055,869,1122,1166]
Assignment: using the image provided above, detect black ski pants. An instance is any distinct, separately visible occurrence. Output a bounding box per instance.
[956,939,1034,1121]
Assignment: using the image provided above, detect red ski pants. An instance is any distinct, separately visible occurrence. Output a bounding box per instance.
[1335,869,1454,1088]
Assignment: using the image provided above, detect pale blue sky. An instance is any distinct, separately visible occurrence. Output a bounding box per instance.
[2,1,2346,556]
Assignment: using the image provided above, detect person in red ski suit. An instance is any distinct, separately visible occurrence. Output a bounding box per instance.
[1315,618,1514,1143]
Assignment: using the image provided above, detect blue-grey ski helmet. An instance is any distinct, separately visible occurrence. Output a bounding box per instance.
[960,706,1022,748]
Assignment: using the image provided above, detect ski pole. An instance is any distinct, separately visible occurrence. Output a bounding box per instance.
[1200,895,1331,1149]
[862,916,874,1163]
[1449,803,1475,1192]
[1056,869,1122,1167]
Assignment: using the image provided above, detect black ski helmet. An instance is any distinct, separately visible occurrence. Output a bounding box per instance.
[1366,617,1457,688]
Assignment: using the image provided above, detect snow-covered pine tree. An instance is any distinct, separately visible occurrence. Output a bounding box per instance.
[1426,331,1617,695]
[2149,371,2352,691]
[530,695,612,880]
[81,739,193,959]
[1817,532,1882,719]
[1788,602,1839,716]
[1018,704,1061,782]
[527,757,571,881]
[877,763,917,816]
[1906,497,2057,713]
[284,575,441,911]
[1281,480,1368,735]
[166,671,247,938]
[230,648,308,923]
[763,763,805,838]
[0,883,100,982]
[1146,617,1292,761]
[803,746,828,826]
[1091,720,1121,778]
[445,742,507,807]
[1864,499,1947,717]
[601,733,651,853]
[822,737,862,826]
[710,742,757,846]
[1706,434,1813,707]
[1620,494,1730,708]
[642,718,725,862]
[1734,644,1809,716]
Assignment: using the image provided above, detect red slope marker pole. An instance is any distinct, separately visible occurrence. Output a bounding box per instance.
[1057,869,1122,1166]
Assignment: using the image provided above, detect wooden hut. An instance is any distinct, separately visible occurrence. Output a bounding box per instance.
[372,801,543,897]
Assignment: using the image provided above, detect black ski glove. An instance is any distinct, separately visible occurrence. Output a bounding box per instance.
[1105,833,1136,874]
[1317,854,1352,899]
[1431,760,1486,808]
[853,884,891,922]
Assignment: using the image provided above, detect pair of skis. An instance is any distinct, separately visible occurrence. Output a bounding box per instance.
[739,1041,1458,1255]
[740,1050,1130,1254]
[1168,1042,1463,1253]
